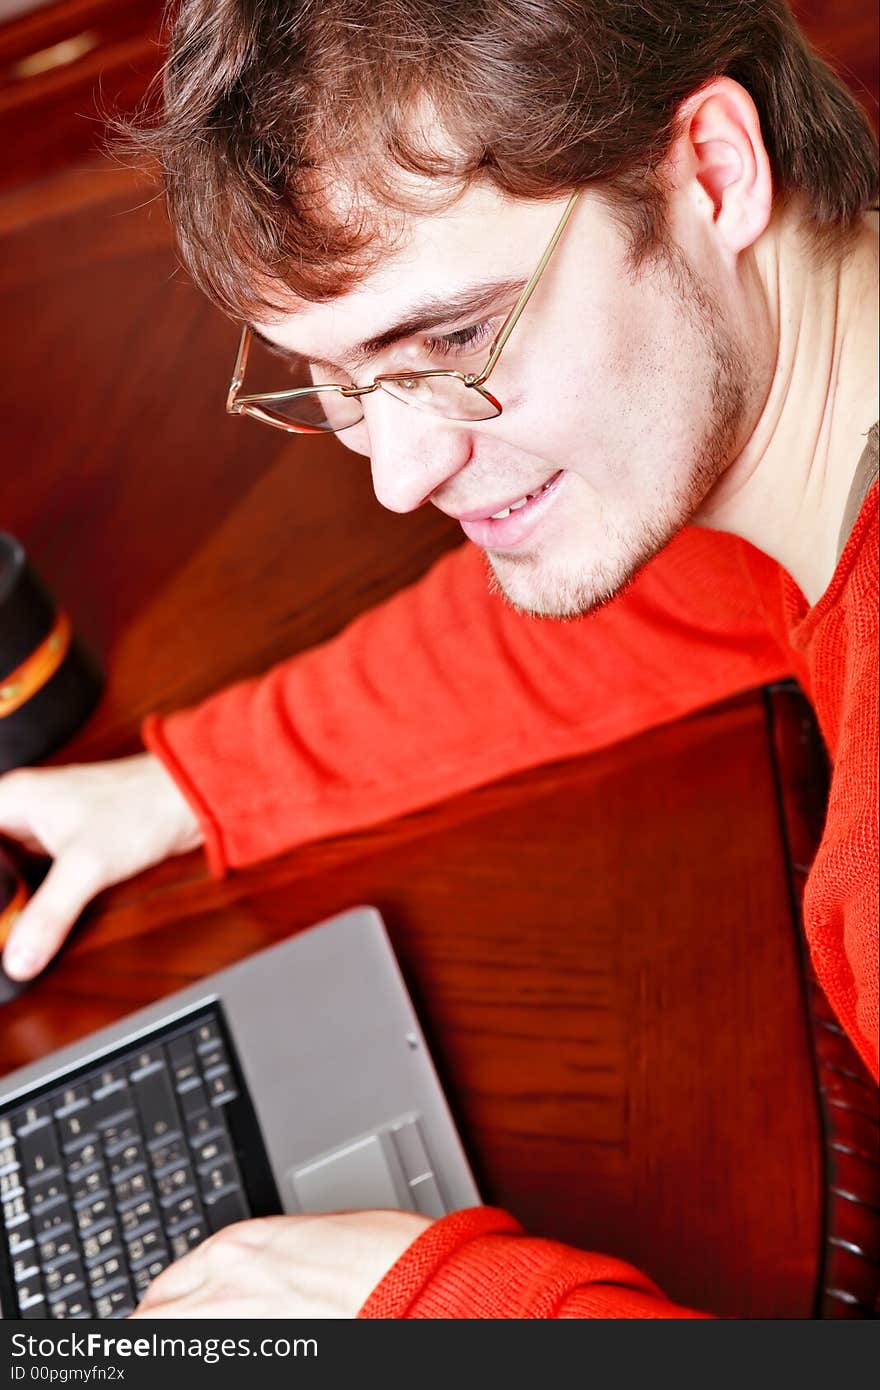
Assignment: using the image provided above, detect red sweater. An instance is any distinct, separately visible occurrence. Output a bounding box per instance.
[143,485,879,1318]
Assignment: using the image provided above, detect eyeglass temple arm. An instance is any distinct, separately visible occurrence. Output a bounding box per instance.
[471,192,580,389]
[226,326,252,412]
[226,194,579,410]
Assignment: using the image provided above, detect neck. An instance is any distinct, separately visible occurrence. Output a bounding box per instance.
[694,205,879,605]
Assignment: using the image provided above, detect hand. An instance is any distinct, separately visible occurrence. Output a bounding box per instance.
[0,753,203,981]
[130,1211,431,1319]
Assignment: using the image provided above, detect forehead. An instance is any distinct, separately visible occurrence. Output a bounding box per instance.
[251,185,579,363]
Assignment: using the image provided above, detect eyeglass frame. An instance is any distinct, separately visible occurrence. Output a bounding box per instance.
[225,191,580,435]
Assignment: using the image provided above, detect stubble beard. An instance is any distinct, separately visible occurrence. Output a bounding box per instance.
[485,248,752,621]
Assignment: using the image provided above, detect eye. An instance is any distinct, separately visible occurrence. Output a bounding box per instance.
[422,319,497,362]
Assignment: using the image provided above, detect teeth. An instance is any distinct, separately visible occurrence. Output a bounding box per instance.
[492,495,528,519]
[489,475,559,521]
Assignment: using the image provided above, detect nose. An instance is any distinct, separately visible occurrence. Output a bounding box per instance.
[363,391,474,513]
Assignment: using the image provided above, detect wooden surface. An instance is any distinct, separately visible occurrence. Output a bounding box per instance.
[0,0,877,1320]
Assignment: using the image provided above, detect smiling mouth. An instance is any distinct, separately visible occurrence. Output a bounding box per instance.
[449,471,563,523]
[486,474,560,519]
[451,470,566,551]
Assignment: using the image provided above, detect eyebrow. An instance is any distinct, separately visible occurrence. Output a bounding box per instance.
[249,276,528,377]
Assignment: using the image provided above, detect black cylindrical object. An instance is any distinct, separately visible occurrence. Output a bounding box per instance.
[0,533,103,773]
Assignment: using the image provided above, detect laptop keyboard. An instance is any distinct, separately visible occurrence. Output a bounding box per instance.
[0,1007,276,1319]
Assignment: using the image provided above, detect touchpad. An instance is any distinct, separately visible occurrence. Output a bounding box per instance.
[289,1133,407,1212]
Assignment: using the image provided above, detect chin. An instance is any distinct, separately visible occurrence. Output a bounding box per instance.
[485,551,625,620]
[483,505,684,619]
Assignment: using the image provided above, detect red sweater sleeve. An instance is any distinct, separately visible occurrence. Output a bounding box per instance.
[357,1208,708,1319]
[142,525,794,876]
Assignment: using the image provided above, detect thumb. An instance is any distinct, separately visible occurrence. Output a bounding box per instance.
[2,851,101,981]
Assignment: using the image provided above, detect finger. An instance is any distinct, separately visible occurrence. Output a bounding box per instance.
[2,851,101,980]
[0,772,42,846]
[129,1294,242,1320]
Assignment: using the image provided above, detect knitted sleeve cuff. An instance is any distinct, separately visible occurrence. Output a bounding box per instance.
[142,712,229,879]
[357,1206,688,1319]
[358,1207,523,1318]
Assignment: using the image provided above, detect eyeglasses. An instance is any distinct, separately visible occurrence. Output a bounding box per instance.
[225,193,580,435]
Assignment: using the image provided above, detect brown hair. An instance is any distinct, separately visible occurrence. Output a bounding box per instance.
[132,1,879,318]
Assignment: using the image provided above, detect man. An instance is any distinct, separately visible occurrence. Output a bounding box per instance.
[0,0,876,1317]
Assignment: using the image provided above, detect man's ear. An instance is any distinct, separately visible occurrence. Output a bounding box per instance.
[664,76,774,259]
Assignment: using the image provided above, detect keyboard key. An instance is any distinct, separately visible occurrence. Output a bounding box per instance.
[102,1113,140,1153]
[91,1089,135,1133]
[8,1219,35,1258]
[108,1140,146,1183]
[50,1290,92,1318]
[199,1043,228,1075]
[94,1281,135,1319]
[33,1200,74,1243]
[13,1253,40,1285]
[13,1100,52,1135]
[126,1226,167,1270]
[194,1133,232,1170]
[59,1110,98,1154]
[66,1142,101,1181]
[150,1136,187,1173]
[167,1039,200,1091]
[133,1065,182,1145]
[0,1170,23,1201]
[163,1190,202,1232]
[81,1224,119,1262]
[0,1140,18,1172]
[206,1070,238,1106]
[3,1193,29,1227]
[76,1193,115,1234]
[120,1195,161,1238]
[170,1219,207,1259]
[88,1251,127,1294]
[20,1294,48,1318]
[181,1086,212,1124]
[193,1020,222,1051]
[156,1164,195,1203]
[128,1047,165,1080]
[18,1122,63,1184]
[204,1184,249,1234]
[40,1231,78,1269]
[90,1065,128,1097]
[44,1256,86,1298]
[112,1169,150,1208]
[53,1085,90,1118]
[29,1175,66,1212]
[70,1166,109,1207]
[200,1159,239,1198]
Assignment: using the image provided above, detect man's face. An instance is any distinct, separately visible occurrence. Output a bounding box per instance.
[253,185,761,617]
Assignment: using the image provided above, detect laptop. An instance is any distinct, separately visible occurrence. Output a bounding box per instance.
[0,905,480,1319]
